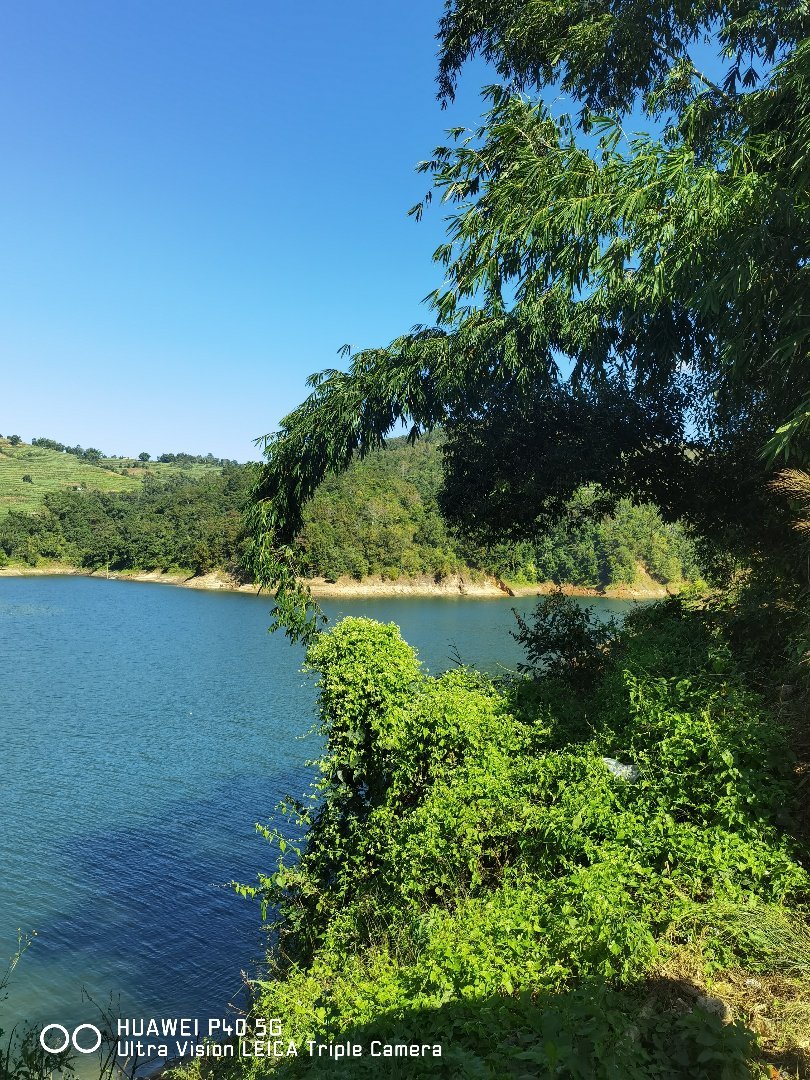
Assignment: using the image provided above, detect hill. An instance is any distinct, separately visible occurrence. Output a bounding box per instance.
[0,434,701,590]
[299,434,701,590]
[0,438,142,514]
[0,436,228,515]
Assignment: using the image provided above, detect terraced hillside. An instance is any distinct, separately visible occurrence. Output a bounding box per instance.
[0,439,142,514]
[102,457,220,482]
[0,439,231,515]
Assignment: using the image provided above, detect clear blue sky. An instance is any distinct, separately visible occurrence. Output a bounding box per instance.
[0,1,489,461]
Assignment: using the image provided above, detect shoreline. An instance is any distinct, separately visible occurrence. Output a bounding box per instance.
[0,563,675,600]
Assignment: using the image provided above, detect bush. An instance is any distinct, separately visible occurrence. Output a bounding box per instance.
[511,590,621,684]
[230,601,807,1078]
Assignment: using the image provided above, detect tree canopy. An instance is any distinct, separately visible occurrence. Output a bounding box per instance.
[249,1,810,640]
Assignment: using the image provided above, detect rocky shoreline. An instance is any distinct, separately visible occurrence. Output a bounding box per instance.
[0,563,674,600]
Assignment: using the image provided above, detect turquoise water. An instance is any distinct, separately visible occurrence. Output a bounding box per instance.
[0,576,639,1045]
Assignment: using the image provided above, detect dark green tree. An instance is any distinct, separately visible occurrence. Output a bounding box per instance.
[247,0,809,641]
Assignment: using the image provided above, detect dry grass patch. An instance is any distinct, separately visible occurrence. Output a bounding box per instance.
[656,905,810,1077]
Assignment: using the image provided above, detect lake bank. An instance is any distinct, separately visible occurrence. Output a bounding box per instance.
[0,563,675,599]
[0,577,641,1058]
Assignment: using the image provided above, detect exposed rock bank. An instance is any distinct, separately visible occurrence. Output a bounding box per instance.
[0,563,674,599]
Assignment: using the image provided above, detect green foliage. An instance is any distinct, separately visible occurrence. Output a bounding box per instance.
[0,440,142,515]
[226,599,806,1078]
[246,2,809,638]
[1,436,699,590]
[155,451,239,466]
[0,466,255,574]
[300,439,698,588]
[297,435,463,582]
[0,438,236,519]
[461,485,701,588]
[28,437,237,469]
[512,590,620,684]
[248,432,700,640]
[434,0,806,110]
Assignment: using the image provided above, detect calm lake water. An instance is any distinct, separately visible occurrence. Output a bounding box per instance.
[0,577,639,1050]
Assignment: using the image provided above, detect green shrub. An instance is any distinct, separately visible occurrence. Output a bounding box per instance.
[230,601,807,1078]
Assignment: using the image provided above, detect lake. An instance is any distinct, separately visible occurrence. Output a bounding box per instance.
[0,576,640,1057]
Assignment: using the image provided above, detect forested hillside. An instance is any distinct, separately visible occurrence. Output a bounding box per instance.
[298,434,699,586]
[0,434,699,588]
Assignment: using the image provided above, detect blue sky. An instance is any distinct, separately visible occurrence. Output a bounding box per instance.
[0,1,490,460]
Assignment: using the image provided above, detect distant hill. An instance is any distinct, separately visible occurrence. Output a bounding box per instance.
[0,437,225,515]
[298,434,701,589]
[0,434,702,590]
[0,438,142,514]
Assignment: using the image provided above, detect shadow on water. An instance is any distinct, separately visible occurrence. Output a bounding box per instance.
[12,766,309,1029]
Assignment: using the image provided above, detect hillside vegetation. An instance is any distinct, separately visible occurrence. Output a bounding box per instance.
[299,435,699,587]
[0,438,142,514]
[0,435,700,589]
[0,436,231,516]
[0,437,230,512]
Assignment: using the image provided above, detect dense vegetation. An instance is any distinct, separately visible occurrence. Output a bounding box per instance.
[0,436,232,516]
[4,0,809,1072]
[0,436,699,589]
[222,0,810,1076]
[171,585,809,1079]
[0,467,252,576]
[296,435,699,587]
